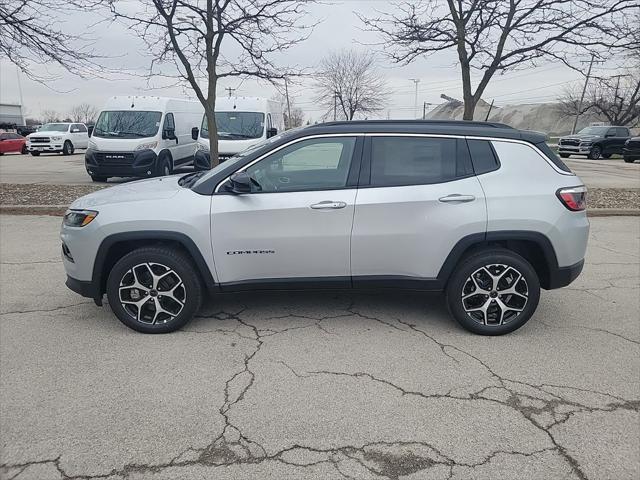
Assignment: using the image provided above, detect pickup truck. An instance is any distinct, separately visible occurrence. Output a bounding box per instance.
[558,125,631,160]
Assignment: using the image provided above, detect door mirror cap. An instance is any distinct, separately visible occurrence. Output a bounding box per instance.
[163,128,176,140]
[71,128,80,133]
[605,133,616,138]
[227,171,252,194]
[267,127,278,138]
[191,127,199,141]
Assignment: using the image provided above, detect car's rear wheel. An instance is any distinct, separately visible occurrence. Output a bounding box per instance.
[106,247,202,333]
[446,248,540,335]
[63,140,74,156]
[30,151,40,156]
[624,157,636,163]
[588,145,602,160]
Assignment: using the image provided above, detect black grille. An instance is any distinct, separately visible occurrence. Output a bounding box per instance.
[95,152,135,166]
[627,140,640,149]
[30,137,50,143]
[560,139,580,146]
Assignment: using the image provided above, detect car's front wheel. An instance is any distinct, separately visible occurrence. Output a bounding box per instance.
[446,249,540,335]
[21,144,27,154]
[624,157,637,163]
[588,145,602,160]
[559,153,570,158]
[63,140,74,156]
[106,247,203,333]
[30,151,40,156]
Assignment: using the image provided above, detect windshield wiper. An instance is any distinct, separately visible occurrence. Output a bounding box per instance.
[178,171,205,188]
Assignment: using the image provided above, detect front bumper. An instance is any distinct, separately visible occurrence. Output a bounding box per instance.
[27,144,63,152]
[558,145,592,155]
[85,148,158,178]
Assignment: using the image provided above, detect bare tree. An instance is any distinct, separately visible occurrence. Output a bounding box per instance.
[272,93,305,128]
[41,110,60,123]
[108,0,315,167]
[69,103,99,124]
[559,70,640,126]
[0,1,101,82]
[315,50,388,121]
[360,1,638,120]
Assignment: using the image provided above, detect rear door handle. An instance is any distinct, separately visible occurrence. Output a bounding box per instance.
[438,194,476,203]
[310,201,347,210]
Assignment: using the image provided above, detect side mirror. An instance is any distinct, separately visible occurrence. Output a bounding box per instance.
[71,128,80,133]
[226,171,252,194]
[267,127,278,138]
[87,126,94,137]
[605,133,616,138]
[191,127,199,141]
[163,128,177,140]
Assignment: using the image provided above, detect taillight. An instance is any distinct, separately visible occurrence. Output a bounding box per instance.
[556,186,587,211]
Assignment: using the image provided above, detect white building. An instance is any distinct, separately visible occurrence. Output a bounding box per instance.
[0,103,25,128]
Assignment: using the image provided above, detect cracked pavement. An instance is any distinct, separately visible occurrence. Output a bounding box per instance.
[1,215,638,480]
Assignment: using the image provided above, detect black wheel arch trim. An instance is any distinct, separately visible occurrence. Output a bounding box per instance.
[90,231,216,298]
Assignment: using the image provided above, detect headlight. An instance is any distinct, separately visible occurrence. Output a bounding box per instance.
[196,143,209,152]
[135,141,158,151]
[63,209,98,227]
[51,136,63,141]
[579,141,592,146]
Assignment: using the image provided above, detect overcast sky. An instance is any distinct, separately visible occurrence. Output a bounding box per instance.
[0,0,626,122]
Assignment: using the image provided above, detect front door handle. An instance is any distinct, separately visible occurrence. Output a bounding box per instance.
[438,194,476,203]
[310,201,347,210]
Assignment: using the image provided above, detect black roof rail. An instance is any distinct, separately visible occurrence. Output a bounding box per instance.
[313,120,515,129]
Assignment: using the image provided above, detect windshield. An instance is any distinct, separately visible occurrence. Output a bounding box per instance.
[577,126,609,136]
[93,111,162,138]
[201,112,265,140]
[39,123,69,132]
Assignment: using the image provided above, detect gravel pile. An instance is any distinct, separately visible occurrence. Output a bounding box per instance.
[588,188,639,209]
[0,183,638,210]
[0,184,106,206]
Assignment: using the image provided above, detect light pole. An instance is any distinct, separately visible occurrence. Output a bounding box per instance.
[409,78,420,119]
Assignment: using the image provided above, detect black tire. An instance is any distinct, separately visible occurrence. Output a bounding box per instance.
[106,247,203,333]
[30,151,40,156]
[559,153,570,158]
[446,248,541,335]
[588,145,602,160]
[623,157,636,163]
[91,175,108,182]
[63,140,74,156]
[21,144,27,154]
[156,153,172,177]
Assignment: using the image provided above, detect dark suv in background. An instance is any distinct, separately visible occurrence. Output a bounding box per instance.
[623,137,640,163]
[558,125,631,159]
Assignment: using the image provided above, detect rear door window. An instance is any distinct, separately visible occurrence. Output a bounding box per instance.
[368,136,466,187]
[466,139,499,174]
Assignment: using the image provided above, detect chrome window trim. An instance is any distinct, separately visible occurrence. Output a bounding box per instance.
[214,131,573,192]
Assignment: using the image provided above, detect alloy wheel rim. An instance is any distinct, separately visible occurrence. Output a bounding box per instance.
[118,262,186,324]
[461,264,529,326]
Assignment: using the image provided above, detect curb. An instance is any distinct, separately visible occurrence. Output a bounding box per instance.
[1,205,639,217]
[0,205,68,216]
[587,208,640,217]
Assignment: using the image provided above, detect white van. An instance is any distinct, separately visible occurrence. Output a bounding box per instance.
[192,97,284,168]
[86,96,203,182]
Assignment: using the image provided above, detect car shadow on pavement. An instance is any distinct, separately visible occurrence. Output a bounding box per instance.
[188,289,454,333]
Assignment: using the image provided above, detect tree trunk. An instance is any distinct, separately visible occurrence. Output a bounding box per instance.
[207,77,219,168]
[460,62,476,120]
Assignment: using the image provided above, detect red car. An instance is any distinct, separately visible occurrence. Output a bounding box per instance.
[0,132,28,155]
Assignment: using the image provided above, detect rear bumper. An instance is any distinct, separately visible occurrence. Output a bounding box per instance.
[546,259,584,289]
[85,148,158,178]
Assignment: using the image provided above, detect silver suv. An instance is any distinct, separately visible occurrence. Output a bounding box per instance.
[61,121,589,335]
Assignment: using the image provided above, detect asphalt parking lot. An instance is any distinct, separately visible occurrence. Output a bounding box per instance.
[0,151,638,188]
[1,214,638,479]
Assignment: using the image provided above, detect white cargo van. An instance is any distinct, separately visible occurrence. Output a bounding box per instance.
[192,97,284,168]
[86,96,203,182]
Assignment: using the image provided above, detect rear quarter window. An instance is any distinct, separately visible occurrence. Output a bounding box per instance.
[534,141,572,173]
[466,139,499,174]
